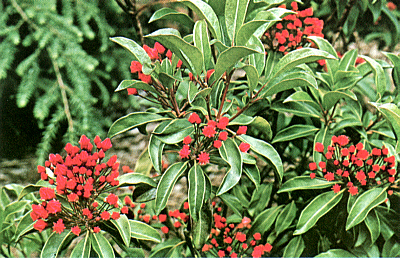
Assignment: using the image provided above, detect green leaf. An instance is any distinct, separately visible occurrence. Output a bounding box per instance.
[275,201,297,235]
[149,7,194,28]
[346,187,388,230]
[249,205,281,235]
[219,193,244,217]
[150,239,182,258]
[248,184,272,217]
[41,230,73,258]
[3,200,28,223]
[238,135,283,183]
[262,70,318,97]
[156,126,195,144]
[283,236,305,258]
[18,184,42,201]
[155,162,188,214]
[217,138,243,196]
[382,235,400,257]
[308,36,339,76]
[153,119,192,135]
[360,55,386,97]
[242,65,259,93]
[382,52,400,89]
[236,20,278,46]
[272,101,321,118]
[214,46,258,81]
[90,232,115,258]
[108,112,170,138]
[193,20,213,71]
[323,90,357,110]
[188,164,206,221]
[376,103,400,149]
[271,48,336,78]
[192,204,212,249]
[117,173,156,188]
[70,233,91,258]
[14,211,35,242]
[115,80,159,95]
[180,0,222,40]
[294,190,344,235]
[339,49,358,71]
[145,29,203,75]
[148,135,165,173]
[315,249,355,257]
[129,220,161,243]
[110,37,152,74]
[278,176,337,193]
[365,210,380,245]
[110,215,131,247]
[243,164,260,188]
[273,125,319,143]
[225,0,249,43]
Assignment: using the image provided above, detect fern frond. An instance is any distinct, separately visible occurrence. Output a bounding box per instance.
[33,82,59,122]
[0,39,16,79]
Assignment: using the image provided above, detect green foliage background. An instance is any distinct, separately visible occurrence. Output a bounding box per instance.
[0,0,154,162]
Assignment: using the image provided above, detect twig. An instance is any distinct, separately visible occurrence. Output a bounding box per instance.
[48,49,74,133]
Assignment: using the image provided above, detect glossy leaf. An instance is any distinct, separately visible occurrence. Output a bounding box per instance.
[242,65,259,93]
[155,162,188,214]
[188,163,206,221]
[323,90,357,110]
[148,135,165,173]
[360,55,386,97]
[382,235,400,257]
[219,193,244,216]
[110,37,152,74]
[278,176,337,193]
[283,236,305,258]
[149,8,194,28]
[3,200,28,223]
[149,239,182,258]
[294,190,344,235]
[117,173,156,188]
[262,70,318,97]
[217,138,243,196]
[236,20,278,46]
[115,80,159,95]
[129,220,162,243]
[91,232,115,258]
[14,211,35,242]
[156,126,195,144]
[145,29,203,75]
[108,112,170,138]
[243,164,260,188]
[18,184,42,201]
[193,20,213,71]
[271,48,336,78]
[308,36,339,75]
[272,101,321,118]
[70,233,91,258]
[249,205,281,235]
[315,249,355,257]
[273,125,319,143]
[248,184,272,217]
[376,103,400,149]
[192,204,212,249]
[275,201,297,235]
[110,215,131,247]
[225,0,249,43]
[180,0,222,40]
[238,134,283,183]
[346,187,387,230]
[41,230,72,258]
[365,210,380,245]
[214,46,258,80]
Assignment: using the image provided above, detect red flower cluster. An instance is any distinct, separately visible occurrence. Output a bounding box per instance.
[128,42,183,93]
[263,2,324,54]
[309,135,398,196]
[202,202,272,258]
[387,1,397,11]
[180,112,250,165]
[32,135,123,235]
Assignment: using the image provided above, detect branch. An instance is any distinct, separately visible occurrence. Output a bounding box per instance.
[48,49,74,133]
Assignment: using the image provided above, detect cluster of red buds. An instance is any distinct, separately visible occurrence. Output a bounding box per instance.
[202,201,272,258]
[180,112,250,165]
[262,2,324,54]
[309,135,398,196]
[128,42,182,93]
[32,135,123,235]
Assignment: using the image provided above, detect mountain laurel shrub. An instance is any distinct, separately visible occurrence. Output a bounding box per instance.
[2,0,400,257]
